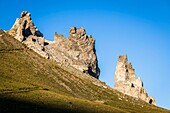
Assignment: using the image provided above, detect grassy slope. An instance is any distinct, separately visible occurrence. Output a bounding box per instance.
[0,29,169,113]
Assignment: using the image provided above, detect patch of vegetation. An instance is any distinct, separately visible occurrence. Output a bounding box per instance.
[0,90,126,113]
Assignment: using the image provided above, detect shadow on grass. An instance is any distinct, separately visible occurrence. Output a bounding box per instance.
[0,96,82,113]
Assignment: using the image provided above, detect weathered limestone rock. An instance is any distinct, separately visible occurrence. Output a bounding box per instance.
[45,27,100,78]
[8,11,100,79]
[114,54,156,105]
[8,11,48,58]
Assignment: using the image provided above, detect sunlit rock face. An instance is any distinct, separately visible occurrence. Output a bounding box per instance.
[45,27,100,79]
[8,11,100,79]
[8,11,48,58]
[114,54,156,105]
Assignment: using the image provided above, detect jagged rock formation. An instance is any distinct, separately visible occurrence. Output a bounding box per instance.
[114,54,156,105]
[8,11,100,78]
[7,11,48,58]
[45,27,100,78]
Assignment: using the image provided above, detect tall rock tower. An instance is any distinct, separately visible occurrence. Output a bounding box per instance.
[114,54,156,105]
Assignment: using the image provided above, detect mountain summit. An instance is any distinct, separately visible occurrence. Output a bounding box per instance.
[8,11,100,78]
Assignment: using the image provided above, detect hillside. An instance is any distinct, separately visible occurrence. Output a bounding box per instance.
[0,29,169,113]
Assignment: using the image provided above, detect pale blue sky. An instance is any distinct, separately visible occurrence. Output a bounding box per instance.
[0,0,170,110]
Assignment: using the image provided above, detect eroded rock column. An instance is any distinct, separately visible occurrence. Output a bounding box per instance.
[114,54,156,105]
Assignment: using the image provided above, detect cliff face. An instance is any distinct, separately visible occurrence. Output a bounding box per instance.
[114,54,156,105]
[8,11,100,79]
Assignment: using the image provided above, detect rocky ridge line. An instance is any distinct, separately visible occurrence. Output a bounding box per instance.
[114,54,156,105]
[8,11,100,78]
[7,11,156,105]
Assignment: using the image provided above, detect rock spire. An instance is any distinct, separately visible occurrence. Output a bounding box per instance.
[8,11,48,58]
[8,11,100,79]
[114,54,156,105]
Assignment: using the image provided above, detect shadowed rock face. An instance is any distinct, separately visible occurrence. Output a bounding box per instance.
[114,54,156,105]
[8,11,100,79]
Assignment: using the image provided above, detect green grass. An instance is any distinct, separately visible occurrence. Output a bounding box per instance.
[0,29,169,113]
[0,90,126,113]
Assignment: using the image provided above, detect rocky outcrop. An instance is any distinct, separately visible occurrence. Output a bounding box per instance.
[114,54,156,105]
[7,11,48,58]
[45,27,100,78]
[8,11,100,79]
